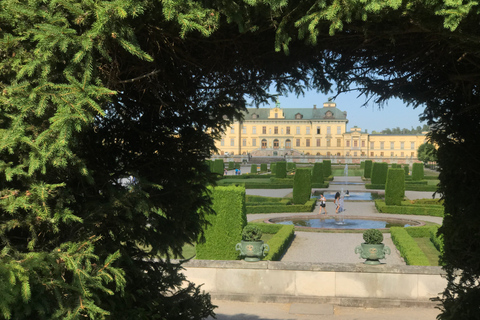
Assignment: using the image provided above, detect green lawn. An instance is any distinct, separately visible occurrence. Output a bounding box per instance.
[414,237,441,266]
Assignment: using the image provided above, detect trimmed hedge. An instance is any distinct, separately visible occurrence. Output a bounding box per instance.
[404,225,443,254]
[390,227,430,266]
[385,168,405,205]
[246,199,316,214]
[287,162,295,171]
[404,184,438,192]
[371,162,388,185]
[364,160,373,178]
[196,186,247,260]
[311,182,329,188]
[322,160,332,177]
[311,162,324,184]
[213,159,224,175]
[375,200,444,217]
[270,163,277,175]
[365,184,385,190]
[403,164,409,176]
[293,168,312,204]
[260,163,268,172]
[276,161,287,178]
[248,223,295,261]
[412,162,424,181]
[250,164,257,174]
[360,161,365,169]
[228,161,235,170]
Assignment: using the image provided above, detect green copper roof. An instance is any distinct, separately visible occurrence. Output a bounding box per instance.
[243,107,347,121]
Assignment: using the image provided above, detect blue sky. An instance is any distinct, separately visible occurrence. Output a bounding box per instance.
[258,90,426,133]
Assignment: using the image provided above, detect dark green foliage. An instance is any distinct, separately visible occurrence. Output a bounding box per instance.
[371,162,388,185]
[214,159,225,175]
[260,164,268,173]
[322,160,332,177]
[245,224,295,261]
[241,225,262,241]
[362,229,383,244]
[404,164,409,176]
[246,199,316,214]
[276,161,287,178]
[228,161,235,170]
[250,164,257,174]
[234,162,241,170]
[385,168,405,205]
[390,228,430,266]
[287,162,295,171]
[417,143,437,164]
[312,162,324,184]
[412,163,424,181]
[360,161,365,169]
[364,160,373,178]
[292,168,312,204]
[196,186,247,260]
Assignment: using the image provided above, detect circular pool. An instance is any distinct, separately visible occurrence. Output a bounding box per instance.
[267,215,424,231]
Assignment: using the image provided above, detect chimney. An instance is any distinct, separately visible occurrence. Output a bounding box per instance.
[313,104,317,109]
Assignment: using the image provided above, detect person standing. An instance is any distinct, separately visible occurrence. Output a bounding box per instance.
[318,193,327,214]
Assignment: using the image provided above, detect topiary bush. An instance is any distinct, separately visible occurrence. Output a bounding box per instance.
[213,159,224,175]
[292,168,311,204]
[403,164,409,176]
[371,162,388,185]
[363,229,384,244]
[195,186,247,260]
[241,225,262,241]
[412,162,424,181]
[385,168,405,205]
[311,162,324,184]
[322,160,332,177]
[276,161,287,178]
[260,163,267,172]
[228,161,235,170]
[250,164,257,174]
[364,160,373,178]
[270,163,276,175]
[360,161,365,169]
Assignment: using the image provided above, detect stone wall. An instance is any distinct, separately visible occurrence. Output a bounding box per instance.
[181,260,446,308]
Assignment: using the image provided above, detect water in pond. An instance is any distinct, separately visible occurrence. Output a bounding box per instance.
[311,191,382,201]
[274,217,414,229]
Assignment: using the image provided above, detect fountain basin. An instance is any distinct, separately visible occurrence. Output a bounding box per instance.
[266,215,424,231]
[311,191,383,201]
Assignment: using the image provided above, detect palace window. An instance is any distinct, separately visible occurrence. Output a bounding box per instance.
[221,139,225,146]
[390,142,395,149]
[380,152,384,156]
[252,126,256,134]
[296,126,300,134]
[262,126,266,134]
[242,126,246,134]
[337,139,341,147]
[326,139,331,147]
[242,139,246,146]
[230,138,235,146]
[337,126,341,134]
[354,140,358,147]
[306,127,310,134]
[317,127,321,134]
[401,142,404,149]
[316,139,321,147]
[252,139,256,147]
[362,140,365,147]
[411,142,415,149]
[370,142,374,149]
[346,140,350,147]
[306,139,310,147]
[286,126,291,134]
[231,127,235,134]
[380,142,384,149]
[327,126,331,134]
[370,152,374,157]
[274,126,278,134]
[296,139,300,147]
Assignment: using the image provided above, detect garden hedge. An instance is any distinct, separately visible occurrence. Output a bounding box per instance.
[228,161,235,170]
[360,161,365,169]
[287,162,295,171]
[248,223,295,261]
[390,227,430,266]
[375,200,444,217]
[250,164,257,174]
[276,161,287,178]
[371,162,388,185]
[196,186,247,260]
[322,160,332,177]
[246,199,316,214]
[403,164,409,176]
[293,168,312,204]
[213,159,224,175]
[260,163,267,172]
[364,160,373,178]
[412,162,424,181]
[270,163,276,175]
[311,162,324,184]
[385,168,405,205]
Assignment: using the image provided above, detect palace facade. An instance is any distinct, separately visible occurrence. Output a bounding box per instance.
[215,101,427,160]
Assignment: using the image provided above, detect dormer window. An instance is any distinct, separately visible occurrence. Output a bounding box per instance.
[295,113,303,119]
[325,111,333,118]
[251,113,258,119]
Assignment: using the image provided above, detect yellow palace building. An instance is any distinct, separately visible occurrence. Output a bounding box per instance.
[215,101,427,162]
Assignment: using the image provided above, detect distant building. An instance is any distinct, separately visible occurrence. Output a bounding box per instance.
[215,101,426,160]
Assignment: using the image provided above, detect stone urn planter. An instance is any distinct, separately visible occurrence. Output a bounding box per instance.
[355,229,391,265]
[236,225,269,262]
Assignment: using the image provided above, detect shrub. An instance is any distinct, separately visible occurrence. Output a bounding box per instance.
[195,186,247,260]
[292,168,312,204]
[360,161,365,169]
[287,162,295,171]
[403,164,409,176]
[270,163,276,174]
[390,227,430,266]
[311,162,324,184]
[276,161,287,178]
[364,160,373,178]
[241,225,262,241]
[260,163,267,172]
[385,168,405,205]
[322,160,332,177]
[375,200,444,217]
[363,229,383,244]
[263,225,295,261]
[228,161,235,170]
[213,159,224,175]
[412,162,424,181]
[250,164,257,174]
[246,199,316,214]
[371,162,388,185]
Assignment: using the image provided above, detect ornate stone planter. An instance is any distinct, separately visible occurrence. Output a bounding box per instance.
[236,240,269,262]
[355,243,391,265]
